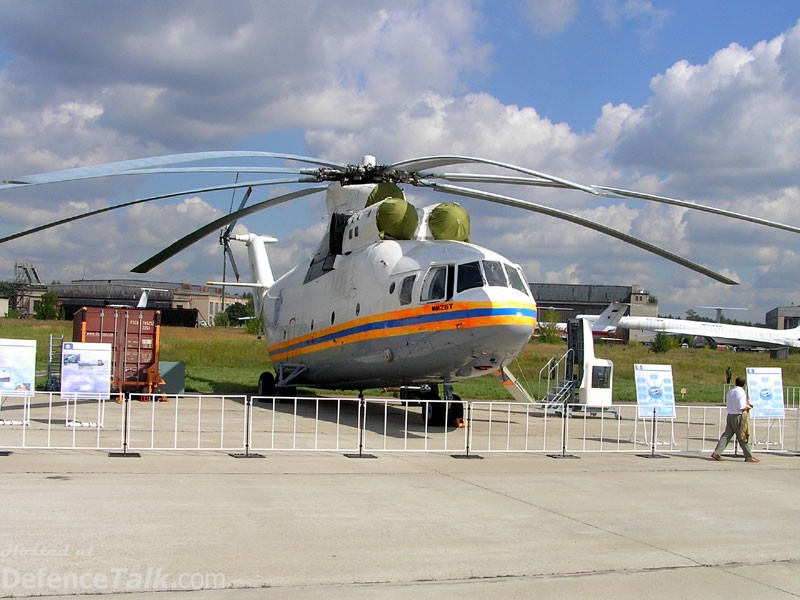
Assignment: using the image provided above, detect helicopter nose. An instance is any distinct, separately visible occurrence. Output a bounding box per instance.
[450,287,537,376]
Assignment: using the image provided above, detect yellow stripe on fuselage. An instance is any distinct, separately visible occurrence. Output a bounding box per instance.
[267,300,537,362]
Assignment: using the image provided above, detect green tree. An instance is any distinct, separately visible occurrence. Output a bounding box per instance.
[214,312,230,327]
[536,309,564,344]
[225,302,251,325]
[246,316,264,336]
[650,332,676,353]
[34,291,63,320]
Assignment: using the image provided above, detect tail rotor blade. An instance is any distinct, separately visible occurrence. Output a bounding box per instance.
[224,242,241,281]
[223,186,253,239]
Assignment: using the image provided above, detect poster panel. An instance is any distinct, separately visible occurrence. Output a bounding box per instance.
[634,364,676,419]
[61,342,112,398]
[746,367,785,420]
[0,338,36,394]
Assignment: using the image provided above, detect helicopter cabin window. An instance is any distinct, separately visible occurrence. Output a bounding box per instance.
[457,261,483,293]
[399,275,416,305]
[420,265,454,303]
[483,261,508,287]
[505,264,530,296]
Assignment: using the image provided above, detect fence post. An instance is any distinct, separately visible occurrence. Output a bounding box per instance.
[230,397,264,458]
[453,401,482,459]
[548,402,579,459]
[345,394,376,459]
[109,395,140,458]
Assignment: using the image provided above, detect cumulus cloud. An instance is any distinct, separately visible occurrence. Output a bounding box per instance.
[0,2,798,319]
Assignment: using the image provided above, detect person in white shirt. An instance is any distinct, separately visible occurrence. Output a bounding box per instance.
[711,376,759,463]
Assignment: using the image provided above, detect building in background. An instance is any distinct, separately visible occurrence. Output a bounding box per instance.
[529,282,658,342]
[766,306,800,330]
[49,279,246,326]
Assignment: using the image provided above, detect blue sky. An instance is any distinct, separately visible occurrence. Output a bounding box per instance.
[0,0,799,321]
[481,1,800,132]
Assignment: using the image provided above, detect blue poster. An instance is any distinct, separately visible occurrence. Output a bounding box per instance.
[746,367,784,420]
[634,364,676,418]
[0,338,36,394]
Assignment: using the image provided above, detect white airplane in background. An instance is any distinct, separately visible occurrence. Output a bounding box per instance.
[538,302,627,340]
[616,316,800,349]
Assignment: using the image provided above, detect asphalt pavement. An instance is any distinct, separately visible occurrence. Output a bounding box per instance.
[1,449,799,599]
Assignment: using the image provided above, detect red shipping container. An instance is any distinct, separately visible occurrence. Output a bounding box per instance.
[72,307,163,394]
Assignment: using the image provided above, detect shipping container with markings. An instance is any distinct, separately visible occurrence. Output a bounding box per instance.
[72,307,163,394]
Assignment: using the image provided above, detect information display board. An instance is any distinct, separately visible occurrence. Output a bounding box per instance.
[634,363,676,419]
[0,338,36,394]
[746,367,785,420]
[61,342,112,398]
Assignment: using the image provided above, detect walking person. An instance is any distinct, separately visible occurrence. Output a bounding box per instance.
[711,376,759,463]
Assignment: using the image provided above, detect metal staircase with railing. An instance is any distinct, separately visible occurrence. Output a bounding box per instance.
[45,334,63,391]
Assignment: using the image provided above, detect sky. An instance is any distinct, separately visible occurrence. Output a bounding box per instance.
[0,0,799,322]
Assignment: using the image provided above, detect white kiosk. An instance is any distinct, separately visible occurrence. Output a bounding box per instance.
[564,319,614,414]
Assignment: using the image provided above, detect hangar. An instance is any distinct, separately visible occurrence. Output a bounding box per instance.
[48,279,245,326]
[529,282,658,342]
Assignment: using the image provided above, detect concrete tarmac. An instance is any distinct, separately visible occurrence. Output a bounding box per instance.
[1,449,799,599]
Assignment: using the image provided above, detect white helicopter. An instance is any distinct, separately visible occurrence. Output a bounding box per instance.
[2,151,799,425]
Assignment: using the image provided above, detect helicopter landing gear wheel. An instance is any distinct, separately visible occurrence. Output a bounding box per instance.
[421,400,447,427]
[448,395,465,427]
[257,372,275,400]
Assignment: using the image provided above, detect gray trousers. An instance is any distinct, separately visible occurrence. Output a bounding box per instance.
[713,413,753,459]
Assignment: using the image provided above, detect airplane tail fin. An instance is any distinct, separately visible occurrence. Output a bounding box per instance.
[136,290,148,308]
[591,301,627,333]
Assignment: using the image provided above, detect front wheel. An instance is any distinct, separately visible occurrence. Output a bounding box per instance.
[257,371,275,398]
[421,401,447,427]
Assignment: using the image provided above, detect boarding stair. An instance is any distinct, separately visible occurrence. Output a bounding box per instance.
[44,334,64,391]
[538,349,577,415]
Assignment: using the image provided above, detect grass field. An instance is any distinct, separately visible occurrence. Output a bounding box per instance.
[2,318,798,402]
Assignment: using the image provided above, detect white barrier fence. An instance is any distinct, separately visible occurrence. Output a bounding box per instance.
[0,392,798,455]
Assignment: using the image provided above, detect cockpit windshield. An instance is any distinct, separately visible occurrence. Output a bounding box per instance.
[456,260,530,296]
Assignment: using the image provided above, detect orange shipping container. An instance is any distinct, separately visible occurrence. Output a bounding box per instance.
[72,307,163,394]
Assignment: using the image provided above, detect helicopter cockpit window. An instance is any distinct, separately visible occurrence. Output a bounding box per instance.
[421,265,451,302]
[457,261,483,293]
[482,260,508,287]
[399,275,416,305]
[505,264,530,296]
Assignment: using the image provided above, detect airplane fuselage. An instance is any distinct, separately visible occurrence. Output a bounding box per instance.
[619,316,800,349]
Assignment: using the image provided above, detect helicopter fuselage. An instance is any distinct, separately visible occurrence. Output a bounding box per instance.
[261,237,537,389]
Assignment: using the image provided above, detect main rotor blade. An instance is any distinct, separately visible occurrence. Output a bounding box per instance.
[0,151,344,189]
[0,176,315,244]
[420,169,800,236]
[131,185,327,273]
[593,186,800,236]
[392,155,598,194]
[419,172,567,188]
[427,182,739,285]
